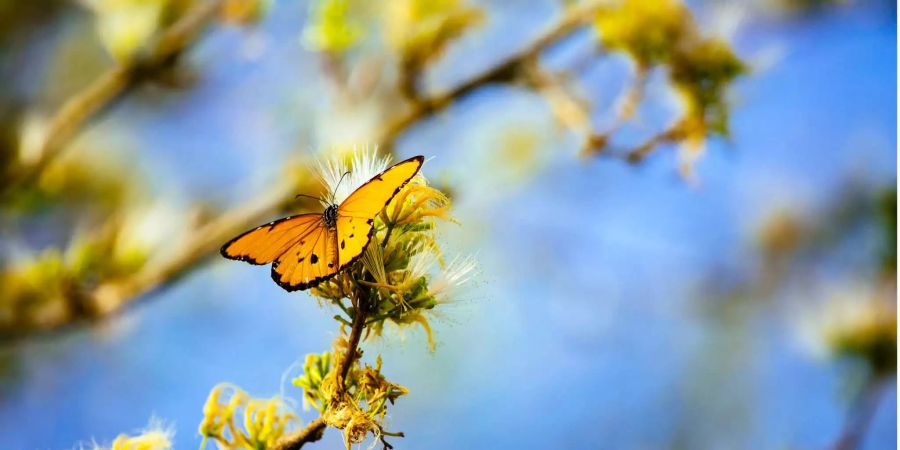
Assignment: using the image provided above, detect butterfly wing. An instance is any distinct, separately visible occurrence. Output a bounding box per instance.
[336,155,424,267]
[220,155,424,292]
[220,213,323,265]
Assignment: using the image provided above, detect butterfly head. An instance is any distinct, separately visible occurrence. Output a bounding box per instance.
[323,204,338,229]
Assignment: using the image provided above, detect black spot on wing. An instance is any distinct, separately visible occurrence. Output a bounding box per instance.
[311,254,319,264]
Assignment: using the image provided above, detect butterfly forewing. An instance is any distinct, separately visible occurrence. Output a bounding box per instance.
[336,155,424,267]
[338,156,424,218]
[220,213,322,264]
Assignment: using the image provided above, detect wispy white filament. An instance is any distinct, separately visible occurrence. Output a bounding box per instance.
[316,145,391,206]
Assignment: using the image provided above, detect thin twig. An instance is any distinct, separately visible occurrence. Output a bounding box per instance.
[2,0,225,196]
[86,180,300,316]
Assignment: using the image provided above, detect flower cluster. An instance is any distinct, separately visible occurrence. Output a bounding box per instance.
[294,338,408,448]
[199,384,298,450]
[86,420,173,450]
[312,149,474,350]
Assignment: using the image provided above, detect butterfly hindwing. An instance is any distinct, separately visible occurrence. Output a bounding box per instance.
[271,221,340,291]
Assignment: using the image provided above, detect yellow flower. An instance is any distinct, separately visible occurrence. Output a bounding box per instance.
[104,419,173,450]
[198,383,298,449]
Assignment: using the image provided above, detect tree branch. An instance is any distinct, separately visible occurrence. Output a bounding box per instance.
[2,0,225,197]
[87,179,303,316]
[376,0,606,148]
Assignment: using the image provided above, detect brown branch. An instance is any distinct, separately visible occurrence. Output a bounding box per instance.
[376,0,607,148]
[271,418,327,450]
[1,0,225,197]
[337,288,369,383]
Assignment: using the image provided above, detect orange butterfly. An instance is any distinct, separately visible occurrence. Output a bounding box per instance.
[221,155,424,291]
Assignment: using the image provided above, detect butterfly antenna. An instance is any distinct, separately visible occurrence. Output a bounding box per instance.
[295,193,327,204]
[331,171,351,205]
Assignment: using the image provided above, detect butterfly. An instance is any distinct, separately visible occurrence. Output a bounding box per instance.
[221,155,424,291]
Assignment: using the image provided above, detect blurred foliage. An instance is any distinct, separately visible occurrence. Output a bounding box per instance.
[694,182,897,450]
[594,0,690,68]
[303,0,365,54]
[592,0,746,174]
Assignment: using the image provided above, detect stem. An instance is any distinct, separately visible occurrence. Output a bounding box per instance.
[1,0,224,197]
[271,290,371,450]
[337,289,369,384]
[831,375,886,450]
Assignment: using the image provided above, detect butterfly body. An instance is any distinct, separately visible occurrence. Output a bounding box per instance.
[323,204,338,229]
[221,155,424,291]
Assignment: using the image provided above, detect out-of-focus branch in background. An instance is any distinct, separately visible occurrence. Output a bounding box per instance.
[1,0,225,199]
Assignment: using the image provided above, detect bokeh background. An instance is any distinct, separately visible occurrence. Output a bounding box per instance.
[0,0,896,449]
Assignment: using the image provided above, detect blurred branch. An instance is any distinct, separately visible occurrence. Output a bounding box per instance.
[87,181,298,316]
[376,0,606,148]
[1,0,225,197]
